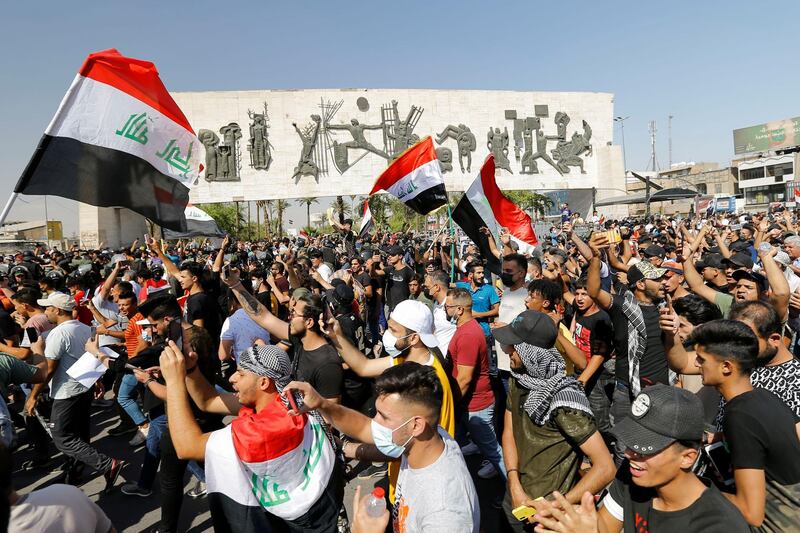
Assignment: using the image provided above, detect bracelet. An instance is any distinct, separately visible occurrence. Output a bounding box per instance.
[507,468,519,475]
[144,378,154,386]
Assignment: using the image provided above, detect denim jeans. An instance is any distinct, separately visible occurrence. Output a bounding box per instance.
[118,373,147,426]
[139,410,167,489]
[459,403,507,479]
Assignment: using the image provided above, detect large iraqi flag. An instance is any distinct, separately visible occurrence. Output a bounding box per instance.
[163,204,225,239]
[369,137,447,215]
[452,155,538,274]
[14,49,203,231]
[205,398,335,530]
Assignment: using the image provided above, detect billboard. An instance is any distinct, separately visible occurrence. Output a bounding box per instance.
[733,117,800,155]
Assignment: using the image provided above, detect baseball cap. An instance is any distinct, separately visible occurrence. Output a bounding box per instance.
[723,252,754,270]
[612,384,705,454]
[729,240,751,252]
[661,261,683,276]
[307,248,323,259]
[324,284,355,309]
[493,310,558,349]
[387,245,404,257]
[732,269,767,292]
[37,292,76,311]
[642,244,665,259]
[388,300,437,348]
[775,251,792,267]
[697,253,725,271]
[627,261,667,285]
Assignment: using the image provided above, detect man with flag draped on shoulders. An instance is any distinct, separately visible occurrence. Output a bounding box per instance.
[158,340,343,533]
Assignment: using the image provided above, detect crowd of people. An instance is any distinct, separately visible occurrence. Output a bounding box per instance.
[1,208,799,533]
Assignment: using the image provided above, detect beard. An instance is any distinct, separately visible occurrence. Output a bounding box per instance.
[754,345,778,367]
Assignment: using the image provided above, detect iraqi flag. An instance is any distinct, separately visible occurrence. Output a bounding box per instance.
[794,182,800,204]
[14,49,203,231]
[369,137,447,215]
[358,201,374,239]
[451,155,538,274]
[163,204,225,239]
[205,398,335,531]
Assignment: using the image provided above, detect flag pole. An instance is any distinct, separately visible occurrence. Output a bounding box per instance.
[0,193,19,228]
[447,203,456,281]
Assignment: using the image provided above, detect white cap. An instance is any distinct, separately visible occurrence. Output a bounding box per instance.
[775,251,791,267]
[388,300,438,348]
[37,292,75,312]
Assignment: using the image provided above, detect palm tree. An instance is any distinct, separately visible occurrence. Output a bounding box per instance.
[295,197,319,228]
[275,199,289,237]
[530,193,554,220]
[256,200,273,240]
[333,195,352,222]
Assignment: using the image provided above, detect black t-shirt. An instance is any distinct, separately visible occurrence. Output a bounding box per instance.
[723,388,800,485]
[0,308,17,342]
[337,312,373,404]
[289,334,343,399]
[385,265,413,311]
[184,292,222,341]
[609,295,668,387]
[605,461,750,533]
[705,281,730,294]
[573,308,614,386]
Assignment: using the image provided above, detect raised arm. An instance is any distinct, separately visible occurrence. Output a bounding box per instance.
[586,234,612,310]
[146,235,181,279]
[223,268,290,342]
[98,262,122,301]
[478,226,501,260]
[759,246,790,320]
[326,318,391,378]
[681,246,723,305]
[212,235,230,273]
[286,380,373,444]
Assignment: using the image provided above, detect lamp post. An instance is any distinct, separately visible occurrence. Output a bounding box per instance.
[614,116,630,172]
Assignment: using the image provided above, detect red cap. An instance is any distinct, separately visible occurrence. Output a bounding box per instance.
[372,487,385,499]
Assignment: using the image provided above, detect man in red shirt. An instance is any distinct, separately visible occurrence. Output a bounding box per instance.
[445,287,505,480]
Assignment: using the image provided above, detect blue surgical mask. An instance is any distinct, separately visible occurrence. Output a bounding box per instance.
[382,330,412,358]
[370,418,414,458]
[141,329,152,343]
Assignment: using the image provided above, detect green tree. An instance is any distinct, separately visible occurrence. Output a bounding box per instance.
[295,197,319,228]
[198,202,245,238]
[274,199,289,237]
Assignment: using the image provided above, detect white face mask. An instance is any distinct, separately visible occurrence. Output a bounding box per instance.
[382,330,413,357]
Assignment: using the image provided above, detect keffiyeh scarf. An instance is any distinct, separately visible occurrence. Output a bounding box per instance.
[620,290,647,396]
[510,343,593,425]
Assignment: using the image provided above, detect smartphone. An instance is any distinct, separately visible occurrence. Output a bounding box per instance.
[704,442,735,487]
[604,228,622,244]
[167,319,183,344]
[25,327,38,344]
[730,224,742,231]
[223,264,231,278]
[285,390,300,414]
[90,326,97,341]
[124,363,141,371]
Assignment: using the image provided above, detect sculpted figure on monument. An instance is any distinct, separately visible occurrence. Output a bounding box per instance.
[214,123,242,181]
[247,105,273,171]
[551,120,593,174]
[436,124,476,172]
[199,129,220,182]
[487,127,512,173]
[553,111,570,141]
[436,147,453,173]
[326,118,389,173]
[293,115,322,181]
[522,128,562,175]
[386,100,423,158]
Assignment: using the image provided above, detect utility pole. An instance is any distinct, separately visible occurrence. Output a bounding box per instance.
[614,116,630,172]
[668,115,673,168]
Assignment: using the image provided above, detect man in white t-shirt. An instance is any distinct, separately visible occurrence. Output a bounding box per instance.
[289,362,480,533]
[493,254,529,378]
[424,270,457,356]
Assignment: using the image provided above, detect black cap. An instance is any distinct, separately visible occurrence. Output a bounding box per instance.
[493,310,558,348]
[732,269,767,292]
[723,252,754,270]
[307,248,323,259]
[697,253,725,270]
[324,284,354,308]
[729,240,751,252]
[642,244,665,258]
[387,245,404,257]
[611,384,705,454]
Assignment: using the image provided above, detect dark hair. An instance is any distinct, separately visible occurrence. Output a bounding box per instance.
[11,288,43,308]
[145,297,182,321]
[573,278,588,291]
[136,269,152,280]
[426,270,450,288]
[674,439,703,452]
[729,300,781,340]
[409,273,423,284]
[527,279,561,310]
[672,294,722,326]
[116,290,137,304]
[296,293,323,332]
[374,362,443,421]
[527,256,542,270]
[117,281,133,293]
[271,262,285,275]
[446,287,472,307]
[503,253,528,273]
[465,261,484,275]
[179,261,204,279]
[685,319,759,373]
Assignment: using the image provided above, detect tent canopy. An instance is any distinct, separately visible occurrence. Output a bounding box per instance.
[594,187,698,208]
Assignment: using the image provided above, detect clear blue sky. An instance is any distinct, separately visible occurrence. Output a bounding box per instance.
[1,1,796,235]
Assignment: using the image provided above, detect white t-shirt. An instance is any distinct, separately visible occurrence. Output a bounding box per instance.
[495,286,528,371]
[91,293,126,347]
[220,309,271,362]
[432,300,457,357]
[45,320,92,400]
[393,428,480,533]
[316,263,333,283]
[11,484,113,533]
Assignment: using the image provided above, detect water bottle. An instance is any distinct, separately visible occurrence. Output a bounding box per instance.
[365,487,386,518]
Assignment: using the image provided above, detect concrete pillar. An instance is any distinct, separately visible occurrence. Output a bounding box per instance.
[79,203,148,249]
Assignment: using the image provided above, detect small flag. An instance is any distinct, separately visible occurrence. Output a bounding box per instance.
[14,49,203,231]
[451,155,538,273]
[358,201,374,239]
[163,204,225,239]
[794,183,800,204]
[369,137,447,215]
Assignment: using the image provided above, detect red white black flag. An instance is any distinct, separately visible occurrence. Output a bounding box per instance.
[14,49,203,231]
[358,201,374,239]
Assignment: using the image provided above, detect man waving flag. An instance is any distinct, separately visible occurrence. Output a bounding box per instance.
[452,155,538,273]
[369,137,447,215]
[13,49,203,231]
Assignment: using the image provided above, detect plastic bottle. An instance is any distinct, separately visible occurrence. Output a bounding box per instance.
[365,487,386,518]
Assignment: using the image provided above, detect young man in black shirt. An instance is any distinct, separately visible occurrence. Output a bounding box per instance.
[179,262,221,341]
[384,245,413,312]
[222,267,343,402]
[534,383,749,533]
[688,319,800,531]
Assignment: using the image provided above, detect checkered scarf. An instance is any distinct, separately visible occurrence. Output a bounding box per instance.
[620,290,647,396]
[510,343,593,425]
[238,344,292,391]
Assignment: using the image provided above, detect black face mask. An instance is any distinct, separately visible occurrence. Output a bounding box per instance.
[500,273,516,287]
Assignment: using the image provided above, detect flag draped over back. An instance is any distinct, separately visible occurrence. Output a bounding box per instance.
[163,204,225,239]
[451,155,538,274]
[369,137,447,215]
[14,49,202,231]
[358,201,374,239]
